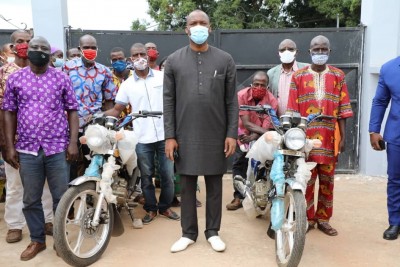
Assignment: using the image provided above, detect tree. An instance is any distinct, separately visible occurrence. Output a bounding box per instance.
[131,19,149,31]
[284,0,361,28]
[143,0,361,31]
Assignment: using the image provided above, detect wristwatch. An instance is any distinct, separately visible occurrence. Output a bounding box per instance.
[369,132,377,135]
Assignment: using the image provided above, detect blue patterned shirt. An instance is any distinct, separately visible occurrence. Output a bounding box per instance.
[63,58,116,127]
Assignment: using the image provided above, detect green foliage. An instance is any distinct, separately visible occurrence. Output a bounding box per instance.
[139,0,361,31]
[131,19,149,31]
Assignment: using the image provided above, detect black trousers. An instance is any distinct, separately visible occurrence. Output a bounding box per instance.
[231,146,248,199]
[180,174,223,241]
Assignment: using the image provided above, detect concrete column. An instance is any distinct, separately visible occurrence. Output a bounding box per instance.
[359,0,400,176]
[31,0,68,56]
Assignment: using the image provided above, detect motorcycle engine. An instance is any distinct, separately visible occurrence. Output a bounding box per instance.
[253,180,271,208]
[112,177,128,205]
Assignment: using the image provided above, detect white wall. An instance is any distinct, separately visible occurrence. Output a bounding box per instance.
[359,0,400,176]
[31,0,68,56]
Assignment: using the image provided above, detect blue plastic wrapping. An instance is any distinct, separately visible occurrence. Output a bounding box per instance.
[270,151,285,230]
[269,109,281,127]
[84,154,104,178]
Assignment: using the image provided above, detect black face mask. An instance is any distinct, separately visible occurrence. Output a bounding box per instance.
[28,51,50,67]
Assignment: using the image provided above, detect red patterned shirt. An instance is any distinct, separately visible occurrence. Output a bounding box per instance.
[287,65,353,164]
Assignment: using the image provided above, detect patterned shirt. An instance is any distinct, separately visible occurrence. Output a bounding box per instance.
[112,70,133,116]
[277,63,299,116]
[237,86,279,135]
[63,58,116,127]
[2,67,79,156]
[0,62,21,107]
[287,65,353,164]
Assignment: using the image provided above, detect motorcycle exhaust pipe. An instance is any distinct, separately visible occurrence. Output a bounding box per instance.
[111,204,125,237]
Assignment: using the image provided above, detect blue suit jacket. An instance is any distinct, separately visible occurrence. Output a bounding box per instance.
[369,56,400,145]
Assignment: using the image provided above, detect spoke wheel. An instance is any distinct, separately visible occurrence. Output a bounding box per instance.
[275,186,306,267]
[54,182,114,267]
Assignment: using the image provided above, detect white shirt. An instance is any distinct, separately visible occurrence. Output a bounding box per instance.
[115,68,164,144]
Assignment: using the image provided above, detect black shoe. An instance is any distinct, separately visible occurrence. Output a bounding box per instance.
[267,222,275,239]
[383,225,400,240]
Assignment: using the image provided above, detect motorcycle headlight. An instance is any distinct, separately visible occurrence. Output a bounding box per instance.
[284,128,306,150]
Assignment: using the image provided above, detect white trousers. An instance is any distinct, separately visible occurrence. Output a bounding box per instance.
[4,162,53,229]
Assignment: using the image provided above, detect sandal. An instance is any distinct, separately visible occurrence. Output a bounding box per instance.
[317,222,338,236]
[307,221,316,233]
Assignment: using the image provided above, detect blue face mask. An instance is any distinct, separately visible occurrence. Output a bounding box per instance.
[53,58,64,68]
[189,25,209,45]
[112,60,127,73]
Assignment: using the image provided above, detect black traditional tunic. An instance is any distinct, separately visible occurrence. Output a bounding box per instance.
[163,45,238,175]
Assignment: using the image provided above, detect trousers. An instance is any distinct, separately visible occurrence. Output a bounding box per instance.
[305,162,336,222]
[4,162,53,230]
[180,174,223,241]
[387,143,400,225]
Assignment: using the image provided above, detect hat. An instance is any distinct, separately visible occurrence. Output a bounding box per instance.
[51,46,61,54]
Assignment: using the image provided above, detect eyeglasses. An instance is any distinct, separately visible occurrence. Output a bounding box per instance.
[279,48,296,53]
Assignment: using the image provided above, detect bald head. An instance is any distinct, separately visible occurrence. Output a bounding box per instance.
[310,35,330,49]
[10,30,30,43]
[279,39,297,51]
[29,36,50,49]
[79,34,97,48]
[186,10,210,26]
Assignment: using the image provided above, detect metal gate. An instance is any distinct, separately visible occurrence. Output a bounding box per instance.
[0,27,363,173]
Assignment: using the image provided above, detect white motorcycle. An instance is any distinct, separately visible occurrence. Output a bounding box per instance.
[54,111,161,267]
[234,105,328,267]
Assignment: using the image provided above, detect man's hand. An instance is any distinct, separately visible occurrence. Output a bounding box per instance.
[165,138,178,161]
[66,143,79,162]
[370,132,384,151]
[339,138,346,153]
[224,137,236,158]
[240,132,260,144]
[4,146,19,169]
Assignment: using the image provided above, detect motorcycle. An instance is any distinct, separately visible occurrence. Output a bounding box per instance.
[234,104,327,267]
[54,110,162,267]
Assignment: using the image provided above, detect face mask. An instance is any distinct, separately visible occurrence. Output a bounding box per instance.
[279,50,296,64]
[68,56,80,61]
[133,57,148,71]
[7,57,15,63]
[251,87,267,101]
[189,25,209,45]
[81,49,97,61]
[53,58,64,68]
[15,43,29,59]
[28,51,50,67]
[311,54,329,65]
[147,49,159,61]
[112,60,127,73]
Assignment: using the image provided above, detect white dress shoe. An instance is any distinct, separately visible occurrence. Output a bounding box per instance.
[170,237,195,253]
[207,236,226,252]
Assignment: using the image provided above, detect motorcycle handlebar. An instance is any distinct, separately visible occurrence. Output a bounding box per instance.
[239,104,272,113]
[126,110,163,118]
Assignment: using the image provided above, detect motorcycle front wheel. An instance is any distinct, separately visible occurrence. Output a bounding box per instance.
[275,186,307,267]
[54,182,114,267]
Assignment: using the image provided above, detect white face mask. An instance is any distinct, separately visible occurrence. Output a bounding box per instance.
[279,50,296,64]
[133,57,148,71]
[311,54,329,65]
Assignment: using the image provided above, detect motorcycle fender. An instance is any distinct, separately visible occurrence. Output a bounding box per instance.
[285,178,305,194]
[69,176,101,186]
[111,204,125,237]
